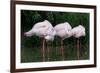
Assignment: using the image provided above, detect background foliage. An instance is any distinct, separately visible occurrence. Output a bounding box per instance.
[21,10,89,62]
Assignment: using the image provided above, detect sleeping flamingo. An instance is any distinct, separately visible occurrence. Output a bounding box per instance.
[24,20,56,61]
[54,22,72,60]
[71,25,85,59]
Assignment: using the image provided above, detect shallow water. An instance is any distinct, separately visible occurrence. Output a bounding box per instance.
[21,44,89,63]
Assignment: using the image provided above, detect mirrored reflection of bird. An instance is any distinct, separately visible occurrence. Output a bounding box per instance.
[71,25,86,59]
[24,20,56,61]
[54,22,72,60]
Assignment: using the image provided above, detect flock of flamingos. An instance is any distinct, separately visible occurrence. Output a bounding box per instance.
[24,20,86,61]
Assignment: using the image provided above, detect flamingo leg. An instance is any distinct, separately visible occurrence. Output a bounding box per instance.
[61,39,64,60]
[55,36,57,61]
[47,42,50,61]
[42,38,45,61]
[74,37,76,59]
[77,38,80,60]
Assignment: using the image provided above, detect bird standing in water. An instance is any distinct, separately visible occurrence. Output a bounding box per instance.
[71,25,85,59]
[54,22,72,60]
[24,20,56,61]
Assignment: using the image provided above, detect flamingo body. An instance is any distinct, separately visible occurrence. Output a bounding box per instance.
[71,25,85,38]
[54,22,72,40]
[24,20,56,41]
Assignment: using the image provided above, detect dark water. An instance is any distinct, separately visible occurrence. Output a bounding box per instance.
[21,44,89,63]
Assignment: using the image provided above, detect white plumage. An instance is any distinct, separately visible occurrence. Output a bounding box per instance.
[24,20,56,41]
[54,22,72,40]
[71,25,85,38]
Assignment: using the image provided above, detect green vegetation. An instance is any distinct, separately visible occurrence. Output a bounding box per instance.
[21,10,89,63]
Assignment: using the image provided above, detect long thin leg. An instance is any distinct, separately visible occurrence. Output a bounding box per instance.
[74,37,76,59]
[61,39,64,60]
[77,38,80,60]
[79,38,82,57]
[47,42,50,61]
[55,36,57,61]
[42,38,45,61]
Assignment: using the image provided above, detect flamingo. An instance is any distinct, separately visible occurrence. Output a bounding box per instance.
[71,25,85,59]
[24,20,56,61]
[54,22,72,60]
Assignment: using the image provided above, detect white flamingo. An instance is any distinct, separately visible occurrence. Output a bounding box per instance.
[54,22,72,60]
[24,20,56,61]
[71,25,85,59]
